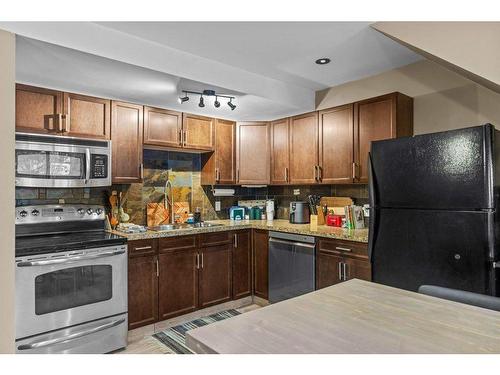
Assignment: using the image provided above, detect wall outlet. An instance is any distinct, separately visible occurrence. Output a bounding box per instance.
[293,189,300,196]
[215,201,221,212]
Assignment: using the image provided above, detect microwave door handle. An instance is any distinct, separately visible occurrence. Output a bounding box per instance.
[17,317,126,351]
[16,249,126,267]
[85,148,91,184]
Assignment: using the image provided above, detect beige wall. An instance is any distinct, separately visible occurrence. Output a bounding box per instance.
[372,22,500,93]
[0,29,15,353]
[316,59,500,135]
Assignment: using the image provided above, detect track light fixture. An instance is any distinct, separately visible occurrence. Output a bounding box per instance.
[178,92,189,103]
[227,98,236,111]
[178,89,236,111]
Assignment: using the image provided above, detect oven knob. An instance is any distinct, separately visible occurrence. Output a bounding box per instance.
[19,210,28,218]
[86,208,93,215]
[77,208,85,215]
[31,209,40,217]
[95,208,103,215]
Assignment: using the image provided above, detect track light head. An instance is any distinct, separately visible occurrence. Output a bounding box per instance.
[198,95,205,108]
[214,96,221,108]
[178,93,189,104]
[227,99,236,111]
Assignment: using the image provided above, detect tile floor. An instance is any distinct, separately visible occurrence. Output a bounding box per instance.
[116,298,263,354]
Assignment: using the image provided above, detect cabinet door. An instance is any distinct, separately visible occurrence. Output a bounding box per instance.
[143,106,182,148]
[182,113,214,151]
[232,230,252,299]
[343,257,372,282]
[128,255,158,330]
[62,92,111,139]
[158,249,199,320]
[111,101,143,183]
[199,244,232,308]
[319,104,354,184]
[252,229,269,300]
[236,122,270,184]
[289,112,318,184]
[215,119,236,184]
[270,118,290,184]
[16,84,63,134]
[316,251,344,290]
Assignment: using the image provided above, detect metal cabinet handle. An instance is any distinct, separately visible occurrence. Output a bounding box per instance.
[156,258,159,277]
[196,253,200,269]
[183,130,188,146]
[17,318,126,351]
[56,113,63,132]
[201,252,204,269]
[313,165,318,182]
[338,262,343,281]
[179,129,183,145]
[62,114,69,133]
[234,233,238,248]
[140,163,144,180]
[17,249,126,267]
[134,246,152,251]
[352,162,358,180]
[335,246,352,252]
[342,262,348,281]
[236,168,240,183]
[317,165,322,181]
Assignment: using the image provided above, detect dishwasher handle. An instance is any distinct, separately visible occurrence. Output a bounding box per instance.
[269,237,316,249]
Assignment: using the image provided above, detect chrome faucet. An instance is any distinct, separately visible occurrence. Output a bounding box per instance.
[165,172,174,224]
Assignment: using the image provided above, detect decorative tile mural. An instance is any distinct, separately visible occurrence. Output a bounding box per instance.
[15,147,369,224]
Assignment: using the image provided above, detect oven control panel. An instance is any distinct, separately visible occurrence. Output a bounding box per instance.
[16,205,106,224]
[91,154,108,179]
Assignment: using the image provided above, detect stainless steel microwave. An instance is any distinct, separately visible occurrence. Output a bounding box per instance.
[15,133,112,188]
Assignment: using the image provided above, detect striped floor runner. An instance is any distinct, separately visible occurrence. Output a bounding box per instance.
[153,309,241,354]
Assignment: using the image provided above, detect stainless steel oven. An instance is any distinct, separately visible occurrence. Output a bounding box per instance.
[15,132,111,188]
[15,204,128,354]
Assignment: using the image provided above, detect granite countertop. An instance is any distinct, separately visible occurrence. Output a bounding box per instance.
[110,219,368,243]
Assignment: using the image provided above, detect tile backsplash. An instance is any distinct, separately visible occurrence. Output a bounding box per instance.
[16,149,368,224]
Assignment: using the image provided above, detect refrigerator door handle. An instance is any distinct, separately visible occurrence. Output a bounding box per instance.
[367,152,377,262]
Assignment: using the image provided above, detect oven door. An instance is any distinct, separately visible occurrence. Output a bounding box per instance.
[15,245,127,340]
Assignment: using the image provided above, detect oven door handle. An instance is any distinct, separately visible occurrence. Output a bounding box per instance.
[16,249,126,267]
[17,317,126,351]
[85,148,91,184]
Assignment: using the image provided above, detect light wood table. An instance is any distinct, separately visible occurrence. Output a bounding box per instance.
[186,279,500,353]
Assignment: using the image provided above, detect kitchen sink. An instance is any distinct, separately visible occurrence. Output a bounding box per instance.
[148,222,223,231]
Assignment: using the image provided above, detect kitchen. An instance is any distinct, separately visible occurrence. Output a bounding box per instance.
[1,7,500,373]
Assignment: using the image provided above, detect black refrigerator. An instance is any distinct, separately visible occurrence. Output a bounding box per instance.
[368,124,499,296]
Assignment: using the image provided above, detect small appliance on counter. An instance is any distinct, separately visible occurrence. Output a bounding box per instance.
[289,202,310,224]
[229,206,245,221]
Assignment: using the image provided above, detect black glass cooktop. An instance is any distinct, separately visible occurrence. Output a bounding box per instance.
[15,231,127,257]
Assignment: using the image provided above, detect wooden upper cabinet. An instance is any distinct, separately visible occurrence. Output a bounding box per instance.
[144,106,182,148]
[182,113,214,151]
[318,104,354,184]
[214,119,236,184]
[236,122,270,185]
[16,84,63,134]
[354,92,413,182]
[289,112,319,184]
[62,92,111,139]
[111,101,144,183]
[270,118,290,185]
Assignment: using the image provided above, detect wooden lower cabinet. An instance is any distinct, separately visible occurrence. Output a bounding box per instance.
[252,229,269,300]
[158,249,199,320]
[315,239,372,290]
[199,244,233,308]
[316,252,344,290]
[232,230,252,299]
[128,254,158,330]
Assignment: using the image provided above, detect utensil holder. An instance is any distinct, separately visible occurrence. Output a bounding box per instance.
[316,206,326,225]
[310,214,318,229]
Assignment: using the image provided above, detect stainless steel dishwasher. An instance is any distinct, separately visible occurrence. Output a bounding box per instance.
[268,231,316,303]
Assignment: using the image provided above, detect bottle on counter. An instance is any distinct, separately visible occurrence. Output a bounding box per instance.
[194,207,202,223]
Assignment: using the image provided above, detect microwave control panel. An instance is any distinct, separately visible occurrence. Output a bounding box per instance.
[91,154,108,179]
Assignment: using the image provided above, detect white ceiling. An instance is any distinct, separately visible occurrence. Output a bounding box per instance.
[1,22,422,121]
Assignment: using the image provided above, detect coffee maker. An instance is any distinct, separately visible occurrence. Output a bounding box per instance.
[289,202,310,224]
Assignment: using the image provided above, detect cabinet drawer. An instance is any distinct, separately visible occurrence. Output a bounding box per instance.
[317,239,368,259]
[128,239,158,258]
[159,235,197,254]
[199,231,232,247]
